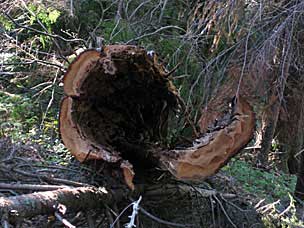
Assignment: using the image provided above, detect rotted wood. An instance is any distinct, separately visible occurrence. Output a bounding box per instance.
[161,96,255,179]
[59,45,256,188]
[60,45,179,189]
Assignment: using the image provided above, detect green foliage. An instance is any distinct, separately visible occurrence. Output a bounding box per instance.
[0,92,38,139]
[271,139,280,151]
[0,90,70,165]
[223,159,303,227]
[0,2,67,164]
[27,3,60,49]
[223,159,296,202]
[28,4,60,29]
[0,15,13,31]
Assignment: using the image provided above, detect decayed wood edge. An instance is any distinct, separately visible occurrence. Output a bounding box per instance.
[63,45,149,97]
[120,161,135,191]
[63,49,101,97]
[0,187,120,221]
[60,97,135,189]
[59,45,166,163]
[59,97,121,163]
[161,96,255,180]
[60,46,154,190]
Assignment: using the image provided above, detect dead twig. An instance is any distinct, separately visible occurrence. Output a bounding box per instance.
[12,167,90,187]
[209,196,216,228]
[139,207,194,227]
[110,202,132,228]
[165,62,182,78]
[213,195,237,228]
[0,183,69,191]
[2,12,84,44]
[2,59,64,70]
[256,200,280,214]
[54,211,76,228]
[126,26,186,44]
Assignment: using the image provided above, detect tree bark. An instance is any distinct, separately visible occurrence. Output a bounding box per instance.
[276,70,304,199]
[256,96,281,167]
[0,187,118,221]
[0,183,263,227]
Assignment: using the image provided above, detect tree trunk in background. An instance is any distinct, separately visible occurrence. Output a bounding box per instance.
[276,71,304,199]
[295,155,304,199]
[256,96,282,168]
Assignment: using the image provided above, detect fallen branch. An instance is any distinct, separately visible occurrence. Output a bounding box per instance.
[54,211,76,228]
[0,186,119,221]
[0,183,69,191]
[12,167,90,187]
[126,25,186,44]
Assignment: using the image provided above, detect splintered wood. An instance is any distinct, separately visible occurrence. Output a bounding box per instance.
[161,97,255,179]
[60,45,178,189]
[59,45,255,188]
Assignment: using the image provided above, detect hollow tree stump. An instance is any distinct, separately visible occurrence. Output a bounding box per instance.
[59,45,255,188]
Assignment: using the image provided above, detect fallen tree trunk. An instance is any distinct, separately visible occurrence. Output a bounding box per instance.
[0,187,115,221]
[0,183,262,227]
[59,45,256,188]
[0,45,259,227]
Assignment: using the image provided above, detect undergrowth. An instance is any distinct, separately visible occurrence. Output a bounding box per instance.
[0,91,70,165]
[224,158,304,227]
[224,159,297,202]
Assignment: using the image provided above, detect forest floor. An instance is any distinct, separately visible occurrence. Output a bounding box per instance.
[0,134,303,227]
